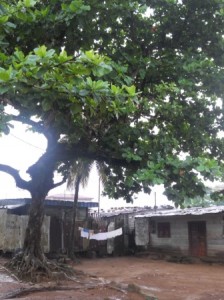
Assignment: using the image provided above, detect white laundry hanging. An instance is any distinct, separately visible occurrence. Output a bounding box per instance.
[89,227,123,241]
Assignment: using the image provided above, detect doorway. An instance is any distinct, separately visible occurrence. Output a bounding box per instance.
[188,221,207,257]
[50,216,62,253]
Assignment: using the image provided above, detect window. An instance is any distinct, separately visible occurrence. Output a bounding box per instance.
[157,222,170,238]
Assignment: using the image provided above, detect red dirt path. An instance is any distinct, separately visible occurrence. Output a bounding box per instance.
[1,256,224,299]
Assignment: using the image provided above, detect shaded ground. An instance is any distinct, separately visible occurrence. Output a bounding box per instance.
[0,255,224,299]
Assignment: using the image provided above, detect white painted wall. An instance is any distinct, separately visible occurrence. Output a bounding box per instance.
[0,210,50,252]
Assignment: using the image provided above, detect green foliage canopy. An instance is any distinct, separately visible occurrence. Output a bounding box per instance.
[0,0,224,205]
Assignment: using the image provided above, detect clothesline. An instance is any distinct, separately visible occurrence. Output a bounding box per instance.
[79,227,123,240]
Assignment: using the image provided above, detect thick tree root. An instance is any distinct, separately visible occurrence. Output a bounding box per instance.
[0,265,157,300]
[2,284,101,299]
[5,252,74,282]
[1,281,156,300]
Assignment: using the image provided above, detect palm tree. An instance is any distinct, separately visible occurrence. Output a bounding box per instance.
[67,159,106,259]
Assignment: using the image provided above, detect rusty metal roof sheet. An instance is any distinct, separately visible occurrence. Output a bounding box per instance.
[135,205,224,218]
[100,205,174,218]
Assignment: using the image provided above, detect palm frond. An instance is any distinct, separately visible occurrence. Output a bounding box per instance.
[96,161,107,187]
[66,159,94,190]
[67,158,108,192]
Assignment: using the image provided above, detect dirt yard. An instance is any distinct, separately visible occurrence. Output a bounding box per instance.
[0,255,224,299]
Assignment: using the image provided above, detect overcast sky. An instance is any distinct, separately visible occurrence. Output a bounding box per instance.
[0,121,171,210]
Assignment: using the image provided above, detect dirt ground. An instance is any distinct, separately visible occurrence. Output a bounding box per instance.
[0,255,224,299]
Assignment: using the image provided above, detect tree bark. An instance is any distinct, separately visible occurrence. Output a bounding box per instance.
[23,193,46,259]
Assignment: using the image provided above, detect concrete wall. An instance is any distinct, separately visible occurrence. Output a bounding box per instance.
[0,210,50,253]
[135,213,224,257]
[204,213,224,257]
[128,214,135,232]
[135,217,149,246]
[102,214,136,254]
[107,221,115,254]
[149,215,189,255]
[48,207,88,221]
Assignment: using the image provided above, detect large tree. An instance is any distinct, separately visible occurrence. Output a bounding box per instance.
[0,0,224,279]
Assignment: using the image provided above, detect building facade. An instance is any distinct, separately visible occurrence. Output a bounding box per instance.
[135,206,224,259]
[0,195,98,254]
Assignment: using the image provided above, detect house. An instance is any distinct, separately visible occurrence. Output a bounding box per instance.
[135,206,224,259]
[95,205,174,256]
[0,194,98,254]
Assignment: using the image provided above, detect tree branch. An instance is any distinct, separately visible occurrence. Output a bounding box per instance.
[51,176,67,189]
[6,112,59,146]
[54,142,131,167]
[0,164,31,191]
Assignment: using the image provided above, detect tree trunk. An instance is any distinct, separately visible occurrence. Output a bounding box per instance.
[6,189,51,281]
[7,155,58,281]
[68,175,81,260]
[3,143,70,281]
[23,193,46,259]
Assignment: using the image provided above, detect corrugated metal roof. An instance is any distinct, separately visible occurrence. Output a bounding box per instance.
[0,198,98,208]
[44,199,98,208]
[0,198,28,206]
[0,205,22,210]
[46,194,93,202]
[100,205,174,218]
[100,207,149,218]
[135,205,224,218]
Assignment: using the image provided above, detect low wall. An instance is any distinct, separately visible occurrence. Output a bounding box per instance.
[0,210,50,253]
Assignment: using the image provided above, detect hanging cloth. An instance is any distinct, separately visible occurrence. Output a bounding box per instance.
[89,227,123,241]
[80,228,89,239]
